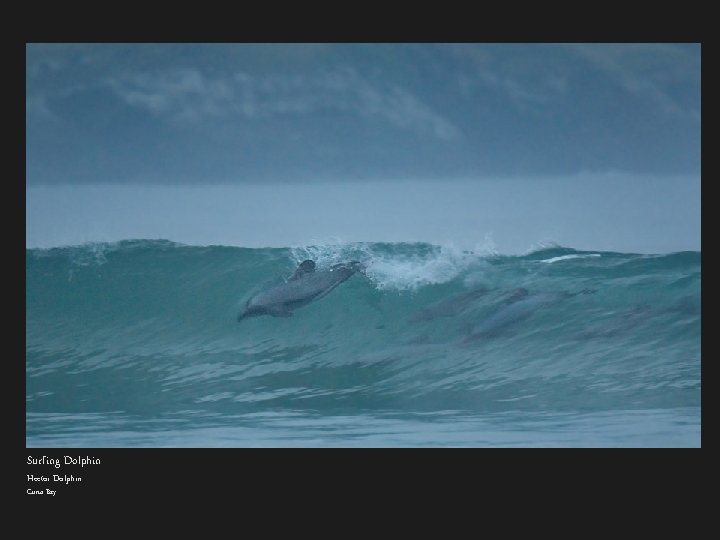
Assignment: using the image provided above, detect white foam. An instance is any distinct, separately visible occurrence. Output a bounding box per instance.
[363,244,479,291]
[289,241,484,291]
[541,254,602,264]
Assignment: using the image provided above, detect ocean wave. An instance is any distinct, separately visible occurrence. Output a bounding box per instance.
[26,239,700,440]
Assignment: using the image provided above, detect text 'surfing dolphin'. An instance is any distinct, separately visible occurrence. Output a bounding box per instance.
[238,260,365,320]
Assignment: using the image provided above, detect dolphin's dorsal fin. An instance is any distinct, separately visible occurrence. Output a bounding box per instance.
[289,260,316,281]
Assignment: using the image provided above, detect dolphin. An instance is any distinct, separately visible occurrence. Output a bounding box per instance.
[410,287,491,323]
[463,288,595,341]
[238,260,365,320]
[575,305,653,339]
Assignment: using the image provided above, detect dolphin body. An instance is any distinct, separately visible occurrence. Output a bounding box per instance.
[238,260,365,320]
[410,287,491,323]
[575,305,653,339]
[463,287,595,341]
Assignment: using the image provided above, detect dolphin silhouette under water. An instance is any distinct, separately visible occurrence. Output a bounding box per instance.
[410,287,491,323]
[238,260,365,320]
[463,287,596,341]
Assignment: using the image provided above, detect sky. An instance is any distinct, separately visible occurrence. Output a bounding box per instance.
[25,43,701,253]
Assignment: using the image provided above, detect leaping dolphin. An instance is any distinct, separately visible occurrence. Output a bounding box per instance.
[238,260,365,320]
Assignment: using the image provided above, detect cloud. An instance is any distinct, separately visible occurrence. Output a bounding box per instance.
[26,80,95,122]
[477,71,551,104]
[448,44,572,112]
[571,44,700,121]
[448,43,700,121]
[26,95,57,120]
[106,67,460,140]
[106,68,234,122]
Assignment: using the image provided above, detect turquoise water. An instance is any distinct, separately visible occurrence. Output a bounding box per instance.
[26,240,701,447]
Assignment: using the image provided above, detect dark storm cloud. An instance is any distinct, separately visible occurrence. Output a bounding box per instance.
[26,43,700,185]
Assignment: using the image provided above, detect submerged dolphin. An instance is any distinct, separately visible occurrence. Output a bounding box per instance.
[575,305,653,339]
[238,260,365,320]
[410,287,491,323]
[463,287,595,341]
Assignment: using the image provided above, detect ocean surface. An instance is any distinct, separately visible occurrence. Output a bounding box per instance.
[26,240,701,447]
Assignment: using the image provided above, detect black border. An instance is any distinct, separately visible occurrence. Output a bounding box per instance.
[19,28,708,513]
